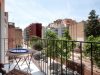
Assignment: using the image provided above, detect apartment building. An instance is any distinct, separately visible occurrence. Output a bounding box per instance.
[15,27,23,48]
[8,22,16,49]
[63,19,78,39]
[76,21,86,41]
[63,19,86,41]
[24,23,42,41]
[8,22,23,49]
[42,26,46,39]
[47,19,67,38]
[48,19,86,41]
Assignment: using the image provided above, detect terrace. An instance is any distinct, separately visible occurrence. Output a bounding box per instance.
[0,38,100,75]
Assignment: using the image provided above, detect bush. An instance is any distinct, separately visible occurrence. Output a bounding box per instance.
[33,41,43,51]
[84,35,100,68]
[45,40,75,60]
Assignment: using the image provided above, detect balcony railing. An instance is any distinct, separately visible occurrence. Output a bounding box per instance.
[0,38,100,75]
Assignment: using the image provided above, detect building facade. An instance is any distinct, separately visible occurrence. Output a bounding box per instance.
[47,19,67,38]
[15,27,23,48]
[8,22,23,49]
[76,21,86,41]
[24,23,42,41]
[42,26,46,39]
[63,19,77,40]
[47,19,85,41]
[8,22,16,49]
[62,19,86,41]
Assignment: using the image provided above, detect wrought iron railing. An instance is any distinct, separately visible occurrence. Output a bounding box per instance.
[0,38,100,75]
[32,39,100,75]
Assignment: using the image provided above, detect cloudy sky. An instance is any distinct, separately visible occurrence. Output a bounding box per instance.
[5,0,100,29]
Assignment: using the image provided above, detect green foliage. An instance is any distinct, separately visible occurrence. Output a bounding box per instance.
[63,29,71,40]
[31,28,74,60]
[85,10,100,37]
[30,36,43,51]
[45,29,58,39]
[84,10,100,68]
[30,36,39,47]
[58,41,74,59]
[45,40,72,59]
[44,29,74,60]
[33,40,43,51]
[31,36,40,42]
[84,35,100,68]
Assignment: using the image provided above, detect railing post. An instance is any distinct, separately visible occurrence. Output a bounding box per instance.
[46,39,48,75]
[66,40,68,75]
[80,42,83,75]
[91,43,93,75]
[72,41,74,75]
[61,40,63,74]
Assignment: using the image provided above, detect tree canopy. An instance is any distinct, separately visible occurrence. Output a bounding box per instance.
[85,10,100,37]
[45,29,58,39]
[63,29,71,40]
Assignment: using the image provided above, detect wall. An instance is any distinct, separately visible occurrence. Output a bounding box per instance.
[15,28,23,48]
[0,0,8,63]
[8,22,23,49]
[47,19,67,38]
[24,23,42,41]
[69,21,85,41]
[8,23,16,49]
[36,23,42,37]
[76,22,85,41]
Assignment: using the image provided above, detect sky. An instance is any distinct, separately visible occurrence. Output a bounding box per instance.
[5,0,100,29]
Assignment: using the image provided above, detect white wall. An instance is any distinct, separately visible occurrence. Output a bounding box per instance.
[4,12,8,63]
[0,0,8,63]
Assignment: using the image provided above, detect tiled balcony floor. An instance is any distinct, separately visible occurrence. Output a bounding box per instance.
[4,60,44,75]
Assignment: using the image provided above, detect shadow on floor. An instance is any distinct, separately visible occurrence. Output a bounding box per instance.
[32,71,44,75]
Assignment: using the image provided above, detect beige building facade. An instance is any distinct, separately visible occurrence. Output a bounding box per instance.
[47,19,68,38]
[48,18,86,41]
[69,21,86,41]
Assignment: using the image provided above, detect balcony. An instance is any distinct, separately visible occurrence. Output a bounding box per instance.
[0,38,100,75]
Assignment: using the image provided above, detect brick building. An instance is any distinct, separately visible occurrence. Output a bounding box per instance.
[15,27,23,48]
[8,22,15,49]
[48,18,86,41]
[47,19,77,38]
[8,22,23,49]
[63,19,86,41]
[24,23,42,41]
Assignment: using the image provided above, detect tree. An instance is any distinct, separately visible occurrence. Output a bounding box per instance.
[63,29,71,40]
[45,29,73,60]
[45,29,58,39]
[84,35,100,68]
[45,29,58,58]
[31,36,43,51]
[85,10,100,37]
